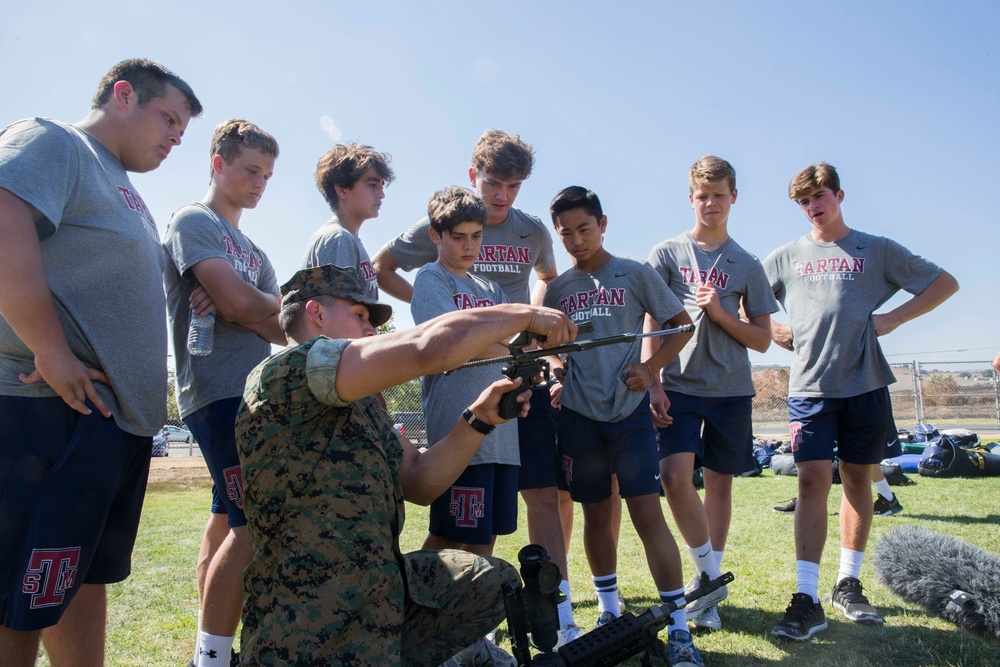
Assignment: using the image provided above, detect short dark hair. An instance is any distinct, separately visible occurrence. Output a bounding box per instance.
[427,186,487,234]
[549,186,603,225]
[91,58,202,116]
[278,294,338,341]
[315,144,394,211]
[209,119,279,180]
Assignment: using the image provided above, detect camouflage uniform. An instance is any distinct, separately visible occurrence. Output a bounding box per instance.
[236,336,518,666]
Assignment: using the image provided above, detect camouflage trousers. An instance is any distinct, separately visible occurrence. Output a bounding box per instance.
[401,549,519,666]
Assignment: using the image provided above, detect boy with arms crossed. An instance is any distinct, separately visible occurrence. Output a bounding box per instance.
[162,120,284,665]
[764,162,958,640]
[375,131,582,640]
[302,144,394,297]
[544,186,704,667]
[647,157,778,631]
[0,59,201,666]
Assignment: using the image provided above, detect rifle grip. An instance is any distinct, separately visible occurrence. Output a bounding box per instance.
[498,388,523,421]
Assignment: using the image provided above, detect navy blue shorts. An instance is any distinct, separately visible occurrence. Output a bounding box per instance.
[517,386,560,490]
[429,463,519,545]
[556,395,661,503]
[657,392,755,475]
[788,387,891,465]
[884,410,902,458]
[184,397,246,527]
[0,396,151,631]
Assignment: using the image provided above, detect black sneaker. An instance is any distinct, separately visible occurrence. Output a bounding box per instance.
[832,577,883,624]
[772,498,797,513]
[771,593,828,641]
[873,493,903,516]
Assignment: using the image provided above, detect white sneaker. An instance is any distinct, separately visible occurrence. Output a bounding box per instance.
[440,637,517,666]
[689,603,722,630]
[684,574,728,616]
[556,623,583,648]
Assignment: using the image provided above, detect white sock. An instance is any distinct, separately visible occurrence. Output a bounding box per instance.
[193,610,203,663]
[687,539,721,579]
[713,549,725,570]
[558,579,575,627]
[872,478,893,500]
[196,632,235,665]
[837,548,865,584]
[795,560,821,603]
[593,573,619,616]
[659,588,687,632]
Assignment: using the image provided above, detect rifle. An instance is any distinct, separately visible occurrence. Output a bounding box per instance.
[448,322,695,419]
[504,568,734,666]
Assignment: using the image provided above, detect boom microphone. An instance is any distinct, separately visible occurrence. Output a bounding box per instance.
[872,526,1000,642]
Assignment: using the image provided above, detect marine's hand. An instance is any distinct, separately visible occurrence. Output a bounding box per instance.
[622,362,654,392]
[526,307,577,347]
[648,383,673,428]
[695,282,723,321]
[20,349,111,417]
[472,376,531,424]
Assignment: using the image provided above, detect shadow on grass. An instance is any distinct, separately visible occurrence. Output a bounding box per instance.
[903,512,1000,524]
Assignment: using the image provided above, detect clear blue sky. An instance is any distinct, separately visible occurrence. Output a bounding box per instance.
[3,1,997,365]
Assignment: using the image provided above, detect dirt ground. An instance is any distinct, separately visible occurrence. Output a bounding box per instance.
[148,455,212,488]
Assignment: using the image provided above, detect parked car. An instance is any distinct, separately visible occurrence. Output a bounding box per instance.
[391,412,427,446]
[151,434,168,457]
[160,424,194,444]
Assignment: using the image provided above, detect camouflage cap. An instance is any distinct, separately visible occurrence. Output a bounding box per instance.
[280,264,393,327]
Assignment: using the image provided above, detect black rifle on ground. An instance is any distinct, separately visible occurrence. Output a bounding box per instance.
[504,563,734,666]
[448,322,695,419]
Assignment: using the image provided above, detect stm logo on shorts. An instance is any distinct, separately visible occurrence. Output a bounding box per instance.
[224,465,244,509]
[21,547,81,609]
[449,487,486,527]
[789,422,803,452]
[562,455,574,486]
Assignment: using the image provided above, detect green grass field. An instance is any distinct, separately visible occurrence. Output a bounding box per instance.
[38,471,1000,666]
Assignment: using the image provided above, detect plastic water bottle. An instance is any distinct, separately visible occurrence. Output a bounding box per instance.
[187,310,215,356]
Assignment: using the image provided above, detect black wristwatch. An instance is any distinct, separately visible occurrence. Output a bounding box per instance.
[462,408,495,435]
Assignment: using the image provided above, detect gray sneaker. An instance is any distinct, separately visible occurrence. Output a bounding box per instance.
[684,574,728,616]
[689,603,722,630]
[832,577,884,624]
[595,610,618,629]
[667,629,704,667]
[440,638,517,666]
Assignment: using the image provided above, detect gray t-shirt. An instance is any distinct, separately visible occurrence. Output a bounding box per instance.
[0,118,167,436]
[301,216,378,299]
[763,229,942,398]
[648,233,778,397]
[162,203,278,418]
[542,256,685,422]
[387,208,556,304]
[411,263,517,465]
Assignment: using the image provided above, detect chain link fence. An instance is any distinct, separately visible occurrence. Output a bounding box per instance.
[752,360,1000,439]
[166,361,1000,455]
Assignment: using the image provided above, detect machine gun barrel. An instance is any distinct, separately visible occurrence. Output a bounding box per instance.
[450,323,695,372]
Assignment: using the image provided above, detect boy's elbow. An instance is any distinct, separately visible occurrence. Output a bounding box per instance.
[941,271,959,296]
